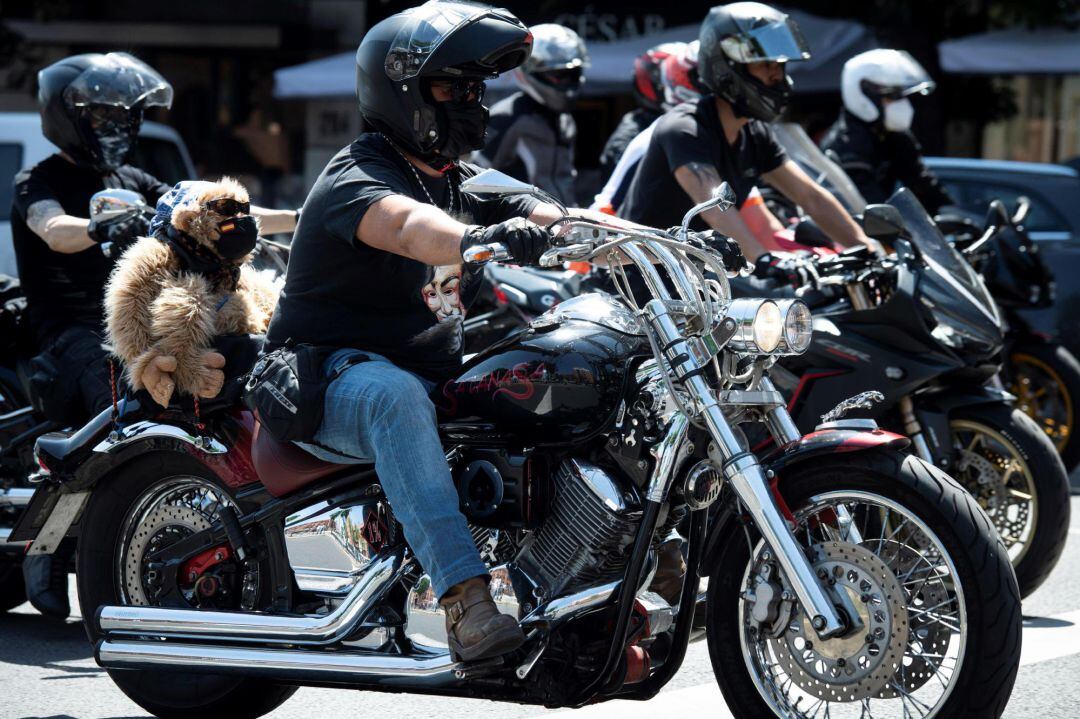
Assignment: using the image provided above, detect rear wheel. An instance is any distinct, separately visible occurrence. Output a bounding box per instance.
[1007,342,1080,473]
[949,404,1070,597]
[707,450,1021,718]
[77,453,296,719]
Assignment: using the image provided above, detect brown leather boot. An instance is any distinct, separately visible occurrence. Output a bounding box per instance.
[648,539,687,606]
[440,576,525,662]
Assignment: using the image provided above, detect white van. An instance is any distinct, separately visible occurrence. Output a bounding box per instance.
[0,112,196,277]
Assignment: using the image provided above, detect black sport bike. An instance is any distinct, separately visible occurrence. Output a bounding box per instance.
[772,189,1070,598]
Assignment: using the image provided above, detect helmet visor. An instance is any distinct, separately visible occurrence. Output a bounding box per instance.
[385,1,518,81]
[63,52,173,110]
[870,51,936,98]
[720,17,811,64]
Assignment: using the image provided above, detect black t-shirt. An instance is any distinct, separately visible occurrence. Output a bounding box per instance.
[265,133,539,381]
[11,154,170,342]
[618,98,787,230]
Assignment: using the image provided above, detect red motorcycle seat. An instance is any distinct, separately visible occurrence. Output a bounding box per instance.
[251,422,355,497]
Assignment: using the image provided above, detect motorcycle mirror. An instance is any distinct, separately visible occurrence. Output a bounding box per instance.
[862,204,905,241]
[89,189,148,223]
[460,169,538,196]
[984,199,1009,231]
[1012,196,1031,226]
[793,219,833,249]
[679,182,735,239]
[460,168,568,215]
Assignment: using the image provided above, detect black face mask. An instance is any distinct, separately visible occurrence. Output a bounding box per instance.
[216,215,259,260]
[437,100,489,160]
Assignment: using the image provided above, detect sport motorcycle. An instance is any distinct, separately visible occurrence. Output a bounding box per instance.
[773,190,1069,598]
[11,171,1021,719]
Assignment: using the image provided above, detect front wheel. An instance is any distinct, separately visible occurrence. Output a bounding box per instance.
[76,454,297,719]
[949,404,1070,597]
[707,450,1021,719]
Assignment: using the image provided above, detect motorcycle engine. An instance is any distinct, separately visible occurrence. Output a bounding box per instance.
[514,458,642,599]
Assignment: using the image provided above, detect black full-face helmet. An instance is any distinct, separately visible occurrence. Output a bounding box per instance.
[356,1,532,167]
[698,3,811,122]
[38,52,173,173]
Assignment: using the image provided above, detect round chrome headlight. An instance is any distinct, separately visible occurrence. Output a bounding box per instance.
[753,301,783,353]
[725,298,813,355]
[779,299,813,353]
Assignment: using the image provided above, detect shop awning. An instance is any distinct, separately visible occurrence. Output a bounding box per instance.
[273,8,876,100]
[939,25,1080,74]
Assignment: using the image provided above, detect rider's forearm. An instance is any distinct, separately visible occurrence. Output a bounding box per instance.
[27,200,95,254]
[252,206,297,235]
[801,186,865,249]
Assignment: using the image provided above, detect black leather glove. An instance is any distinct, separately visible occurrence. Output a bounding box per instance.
[753,252,817,289]
[461,217,552,266]
[690,230,748,275]
[88,211,150,251]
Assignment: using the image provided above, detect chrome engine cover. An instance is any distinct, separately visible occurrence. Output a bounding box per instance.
[284,498,389,595]
[515,458,641,599]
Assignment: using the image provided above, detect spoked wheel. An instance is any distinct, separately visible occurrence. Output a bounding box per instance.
[1008,343,1080,473]
[707,450,1021,719]
[950,405,1070,597]
[77,454,296,719]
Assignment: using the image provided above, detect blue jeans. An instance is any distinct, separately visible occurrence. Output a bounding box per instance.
[298,349,486,599]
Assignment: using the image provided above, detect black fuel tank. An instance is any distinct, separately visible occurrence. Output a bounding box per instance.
[436,294,648,446]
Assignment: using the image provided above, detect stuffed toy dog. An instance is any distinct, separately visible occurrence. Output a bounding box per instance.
[105,178,279,407]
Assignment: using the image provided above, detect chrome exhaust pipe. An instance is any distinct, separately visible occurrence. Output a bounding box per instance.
[97,640,460,687]
[0,487,35,509]
[98,549,405,646]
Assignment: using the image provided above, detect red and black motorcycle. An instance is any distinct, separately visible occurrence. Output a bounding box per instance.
[12,175,1020,719]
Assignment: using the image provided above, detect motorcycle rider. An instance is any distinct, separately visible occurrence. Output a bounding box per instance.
[820,48,955,215]
[618,3,880,264]
[597,42,682,179]
[265,1,684,662]
[10,52,297,618]
[476,23,588,205]
[592,41,701,215]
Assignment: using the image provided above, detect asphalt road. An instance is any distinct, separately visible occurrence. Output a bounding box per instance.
[2,493,1079,719]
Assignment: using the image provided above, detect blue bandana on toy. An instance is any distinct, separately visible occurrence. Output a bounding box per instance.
[151,180,241,291]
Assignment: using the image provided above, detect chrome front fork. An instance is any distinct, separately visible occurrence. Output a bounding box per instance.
[643,301,845,638]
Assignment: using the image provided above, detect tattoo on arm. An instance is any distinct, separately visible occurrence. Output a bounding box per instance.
[678,163,725,202]
[25,200,64,240]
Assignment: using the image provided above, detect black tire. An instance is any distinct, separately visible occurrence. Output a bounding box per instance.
[76,453,297,719]
[951,404,1071,598]
[0,558,26,612]
[1007,342,1080,474]
[706,450,1021,719]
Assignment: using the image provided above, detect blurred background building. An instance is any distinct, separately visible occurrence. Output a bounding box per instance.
[0,0,1075,207]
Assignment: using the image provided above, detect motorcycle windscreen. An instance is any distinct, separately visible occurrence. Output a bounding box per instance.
[772,122,867,213]
[890,188,1003,356]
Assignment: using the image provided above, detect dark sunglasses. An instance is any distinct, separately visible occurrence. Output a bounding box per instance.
[432,79,486,103]
[204,198,250,216]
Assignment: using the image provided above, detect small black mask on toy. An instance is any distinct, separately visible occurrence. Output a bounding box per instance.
[216,215,259,260]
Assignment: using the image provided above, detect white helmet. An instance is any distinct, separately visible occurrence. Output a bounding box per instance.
[514,23,589,113]
[841,49,934,123]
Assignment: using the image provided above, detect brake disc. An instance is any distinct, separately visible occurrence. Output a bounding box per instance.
[955,447,1029,545]
[123,504,212,606]
[764,542,908,702]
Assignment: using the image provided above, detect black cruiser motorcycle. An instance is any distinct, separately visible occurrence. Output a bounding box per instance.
[774,189,1069,598]
[11,172,1020,719]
